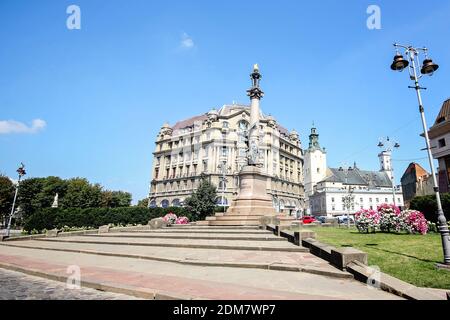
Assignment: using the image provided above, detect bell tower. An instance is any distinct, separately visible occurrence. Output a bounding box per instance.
[304,125,327,214]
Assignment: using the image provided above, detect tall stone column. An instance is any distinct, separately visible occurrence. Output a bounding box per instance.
[246,64,264,166]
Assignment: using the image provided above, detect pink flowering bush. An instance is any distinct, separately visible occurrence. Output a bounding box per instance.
[400,210,428,235]
[378,204,401,233]
[175,216,189,225]
[355,209,380,233]
[162,213,177,225]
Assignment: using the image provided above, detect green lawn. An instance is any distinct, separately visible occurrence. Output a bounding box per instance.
[301,226,450,289]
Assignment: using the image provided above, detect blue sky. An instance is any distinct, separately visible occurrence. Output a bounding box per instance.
[1,0,450,203]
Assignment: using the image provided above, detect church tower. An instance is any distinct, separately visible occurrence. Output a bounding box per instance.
[303,125,327,213]
[378,150,393,179]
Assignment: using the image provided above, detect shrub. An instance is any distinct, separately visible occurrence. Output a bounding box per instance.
[184,179,217,220]
[400,210,428,235]
[355,209,380,233]
[410,194,450,223]
[378,203,401,233]
[23,206,193,233]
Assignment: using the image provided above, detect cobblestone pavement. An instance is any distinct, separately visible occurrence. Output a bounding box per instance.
[0,268,138,300]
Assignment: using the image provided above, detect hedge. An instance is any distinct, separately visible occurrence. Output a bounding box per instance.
[409,194,450,223]
[23,206,193,233]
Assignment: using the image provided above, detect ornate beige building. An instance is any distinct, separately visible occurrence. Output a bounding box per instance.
[148,104,305,215]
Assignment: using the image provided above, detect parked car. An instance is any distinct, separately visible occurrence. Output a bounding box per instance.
[302,216,316,224]
[336,215,355,224]
[316,216,327,223]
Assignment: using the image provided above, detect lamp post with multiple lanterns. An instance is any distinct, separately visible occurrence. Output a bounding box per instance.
[390,43,450,266]
[6,163,26,238]
[217,158,231,213]
[338,165,355,228]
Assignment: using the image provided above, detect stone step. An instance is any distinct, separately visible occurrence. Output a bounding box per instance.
[210,215,262,221]
[169,224,261,230]
[38,236,307,252]
[116,229,272,235]
[208,220,261,226]
[92,233,287,241]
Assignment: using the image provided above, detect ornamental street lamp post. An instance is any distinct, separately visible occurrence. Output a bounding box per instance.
[217,158,231,213]
[390,43,450,265]
[6,163,26,238]
[377,136,400,206]
[339,165,355,228]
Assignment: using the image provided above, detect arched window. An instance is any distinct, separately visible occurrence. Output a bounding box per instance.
[279,200,285,210]
[172,199,181,207]
[216,197,228,206]
[161,199,169,208]
[149,200,157,208]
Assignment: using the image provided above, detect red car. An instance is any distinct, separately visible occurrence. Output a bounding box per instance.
[302,216,316,224]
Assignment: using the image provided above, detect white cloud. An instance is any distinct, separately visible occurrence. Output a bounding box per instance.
[180,32,194,49]
[0,119,47,134]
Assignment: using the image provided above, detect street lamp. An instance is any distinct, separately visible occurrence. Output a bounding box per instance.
[377,136,400,206]
[6,163,26,238]
[390,43,450,266]
[338,165,355,228]
[217,158,231,213]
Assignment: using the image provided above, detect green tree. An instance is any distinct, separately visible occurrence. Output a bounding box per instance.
[137,197,149,208]
[101,190,132,208]
[17,177,67,219]
[17,178,45,218]
[184,178,217,221]
[0,175,15,226]
[60,178,103,209]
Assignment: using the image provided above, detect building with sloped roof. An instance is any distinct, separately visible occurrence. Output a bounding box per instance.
[148,102,305,215]
[304,127,404,217]
[428,98,450,193]
[400,162,434,206]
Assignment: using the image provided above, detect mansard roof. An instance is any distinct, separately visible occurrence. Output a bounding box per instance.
[170,104,290,136]
[321,167,392,188]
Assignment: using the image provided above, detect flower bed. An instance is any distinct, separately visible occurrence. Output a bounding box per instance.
[354,204,429,235]
[162,213,190,226]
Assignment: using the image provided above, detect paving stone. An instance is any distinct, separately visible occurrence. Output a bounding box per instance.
[0,268,138,300]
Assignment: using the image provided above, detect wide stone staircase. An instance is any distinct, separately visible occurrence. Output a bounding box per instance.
[0,225,402,300]
[198,211,296,226]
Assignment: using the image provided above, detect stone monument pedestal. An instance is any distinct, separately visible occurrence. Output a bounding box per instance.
[199,166,295,226]
[226,166,276,216]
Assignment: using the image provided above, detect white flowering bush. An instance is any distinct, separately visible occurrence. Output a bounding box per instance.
[378,204,402,233]
[355,209,380,233]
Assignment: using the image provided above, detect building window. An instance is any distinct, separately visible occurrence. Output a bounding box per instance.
[221,146,228,156]
[385,198,388,203]
[161,199,169,208]
[218,180,226,191]
[222,121,229,128]
[331,197,335,203]
[438,138,446,148]
[376,198,379,203]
